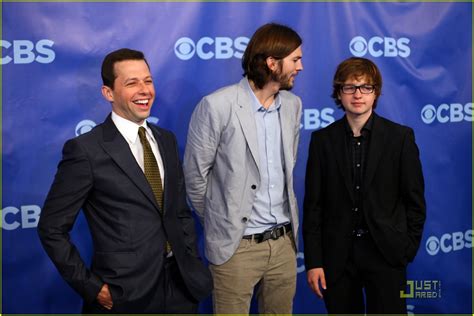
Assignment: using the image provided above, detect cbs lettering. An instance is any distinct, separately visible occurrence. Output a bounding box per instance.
[1,39,55,64]
[301,108,335,130]
[1,205,41,230]
[175,36,248,60]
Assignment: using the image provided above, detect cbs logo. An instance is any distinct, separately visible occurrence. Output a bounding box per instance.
[350,36,410,58]
[421,103,473,124]
[174,36,248,60]
[425,230,472,256]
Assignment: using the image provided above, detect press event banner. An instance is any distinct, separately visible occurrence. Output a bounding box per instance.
[2,2,472,314]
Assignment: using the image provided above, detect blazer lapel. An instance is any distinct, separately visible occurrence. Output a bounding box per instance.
[100,115,162,212]
[330,118,355,202]
[279,100,294,177]
[364,113,386,194]
[235,78,261,173]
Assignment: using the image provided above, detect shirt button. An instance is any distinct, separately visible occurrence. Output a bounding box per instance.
[242,217,248,223]
[251,185,257,190]
[357,142,361,146]
[354,207,359,212]
[356,163,361,168]
[356,186,360,190]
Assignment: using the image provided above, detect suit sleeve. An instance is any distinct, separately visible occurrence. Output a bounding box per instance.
[401,128,426,262]
[37,138,103,304]
[303,132,325,269]
[171,133,201,256]
[183,97,221,224]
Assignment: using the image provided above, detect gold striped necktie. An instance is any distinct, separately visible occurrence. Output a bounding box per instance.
[138,126,164,212]
[138,127,171,253]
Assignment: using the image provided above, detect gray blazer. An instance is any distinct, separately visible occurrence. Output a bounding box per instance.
[184,78,302,265]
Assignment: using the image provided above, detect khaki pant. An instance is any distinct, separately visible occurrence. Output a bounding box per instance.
[209,232,297,315]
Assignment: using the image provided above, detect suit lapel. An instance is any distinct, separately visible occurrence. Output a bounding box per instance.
[100,115,162,212]
[330,118,355,202]
[235,78,261,173]
[279,99,294,177]
[364,113,386,194]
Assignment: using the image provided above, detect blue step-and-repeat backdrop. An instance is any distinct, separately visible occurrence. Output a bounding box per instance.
[2,2,472,314]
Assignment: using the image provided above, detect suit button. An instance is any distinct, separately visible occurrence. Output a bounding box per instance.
[251,185,257,190]
[242,217,248,223]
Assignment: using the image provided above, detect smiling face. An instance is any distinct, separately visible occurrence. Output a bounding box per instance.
[338,76,376,120]
[101,59,155,125]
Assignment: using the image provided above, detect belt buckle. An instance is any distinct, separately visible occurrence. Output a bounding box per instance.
[270,227,279,240]
[261,230,272,242]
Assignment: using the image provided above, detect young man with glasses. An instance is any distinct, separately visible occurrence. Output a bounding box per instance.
[303,57,426,314]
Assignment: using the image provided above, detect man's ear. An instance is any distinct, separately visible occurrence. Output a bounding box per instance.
[266,56,278,72]
[101,85,114,102]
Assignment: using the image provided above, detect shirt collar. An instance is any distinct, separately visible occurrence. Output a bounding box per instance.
[244,77,281,113]
[344,112,374,137]
[111,111,155,144]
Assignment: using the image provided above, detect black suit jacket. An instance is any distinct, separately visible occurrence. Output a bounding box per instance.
[303,113,426,284]
[38,115,212,312]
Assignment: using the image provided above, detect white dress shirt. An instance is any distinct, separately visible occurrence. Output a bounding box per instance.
[111,112,165,188]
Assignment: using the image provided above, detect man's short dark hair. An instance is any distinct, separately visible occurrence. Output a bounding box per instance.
[101,48,149,89]
[331,57,383,109]
[242,23,302,89]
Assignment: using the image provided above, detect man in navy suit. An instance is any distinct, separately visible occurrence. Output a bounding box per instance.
[303,57,426,314]
[38,48,212,313]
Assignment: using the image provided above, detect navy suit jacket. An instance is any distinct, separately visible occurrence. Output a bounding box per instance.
[38,114,212,312]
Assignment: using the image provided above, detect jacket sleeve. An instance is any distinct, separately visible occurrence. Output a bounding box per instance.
[401,128,426,262]
[183,97,222,224]
[170,132,201,256]
[303,132,325,269]
[37,138,103,304]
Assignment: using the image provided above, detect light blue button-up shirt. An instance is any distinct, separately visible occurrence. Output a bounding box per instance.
[243,79,290,235]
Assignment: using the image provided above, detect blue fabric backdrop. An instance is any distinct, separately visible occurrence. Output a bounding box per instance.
[2,2,472,314]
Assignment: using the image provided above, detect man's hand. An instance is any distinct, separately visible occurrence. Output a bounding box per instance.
[307,267,327,298]
[97,284,113,310]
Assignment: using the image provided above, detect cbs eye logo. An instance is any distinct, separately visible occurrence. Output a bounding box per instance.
[75,120,96,136]
[350,37,368,56]
[425,236,440,256]
[174,38,196,61]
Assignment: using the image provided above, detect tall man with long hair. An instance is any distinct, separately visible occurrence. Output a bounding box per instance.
[184,23,303,314]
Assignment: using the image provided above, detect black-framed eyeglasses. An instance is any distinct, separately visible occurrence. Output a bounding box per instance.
[340,84,376,94]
